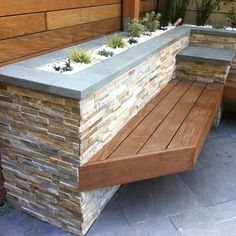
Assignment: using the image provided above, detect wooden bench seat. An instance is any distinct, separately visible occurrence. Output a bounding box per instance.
[79,79,223,192]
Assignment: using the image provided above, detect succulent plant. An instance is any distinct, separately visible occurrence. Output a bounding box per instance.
[97,49,114,57]
[128,19,145,38]
[142,11,161,32]
[53,58,73,73]
[107,34,126,49]
[70,48,92,64]
[128,38,138,45]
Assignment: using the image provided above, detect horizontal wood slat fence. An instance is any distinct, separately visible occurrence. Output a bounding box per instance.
[0,0,122,66]
[140,0,158,16]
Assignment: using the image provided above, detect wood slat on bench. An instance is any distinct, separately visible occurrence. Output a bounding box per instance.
[108,79,193,159]
[89,79,180,162]
[169,83,223,163]
[79,147,195,191]
[139,81,207,154]
[79,79,223,192]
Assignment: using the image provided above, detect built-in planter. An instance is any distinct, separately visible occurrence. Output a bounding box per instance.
[0,27,235,235]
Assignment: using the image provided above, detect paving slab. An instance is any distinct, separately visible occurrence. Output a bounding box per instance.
[179,162,236,207]
[117,175,202,225]
[177,46,235,65]
[170,200,236,236]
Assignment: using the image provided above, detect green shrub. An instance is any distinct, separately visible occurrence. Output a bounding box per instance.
[70,48,92,64]
[195,0,233,26]
[107,34,126,49]
[171,0,190,23]
[160,0,190,26]
[97,49,114,57]
[128,19,145,38]
[227,7,236,28]
[128,38,138,45]
[142,11,161,32]
[212,24,226,29]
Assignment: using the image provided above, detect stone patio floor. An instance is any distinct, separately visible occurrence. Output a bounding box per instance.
[1,109,236,236]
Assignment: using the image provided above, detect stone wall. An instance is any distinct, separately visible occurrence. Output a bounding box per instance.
[176,60,230,83]
[190,33,236,50]
[0,36,189,235]
[0,84,83,234]
[79,36,189,234]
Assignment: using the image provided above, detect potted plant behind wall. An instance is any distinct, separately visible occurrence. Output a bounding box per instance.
[160,0,190,26]
[195,0,234,26]
[227,7,236,28]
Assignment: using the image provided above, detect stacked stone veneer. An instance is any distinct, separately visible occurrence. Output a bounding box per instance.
[176,60,230,83]
[190,33,236,50]
[0,36,189,235]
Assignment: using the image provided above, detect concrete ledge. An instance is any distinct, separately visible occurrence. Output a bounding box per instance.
[177,46,235,65]
[0,26,235,100]
[0,27,190,100]
[190,27,236,37]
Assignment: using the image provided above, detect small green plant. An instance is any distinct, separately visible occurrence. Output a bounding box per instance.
[97,49,114,57]
[128,19,145,38]
[128,38,138,45]
[195,0,234,26]
[0,201,10,216]
[107,34,126,49]
[70,48,92,64]
[142,11,161,32]
[212,24,226,29]
[171,0,191,23]
[227,7,236,28]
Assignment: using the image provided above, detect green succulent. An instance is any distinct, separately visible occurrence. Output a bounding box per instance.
[128,19,145,38]
[142,11,161,32]
[227,7,236,28]
[70,48,92,64]
[97,49,114,57]
[107,34,126,49]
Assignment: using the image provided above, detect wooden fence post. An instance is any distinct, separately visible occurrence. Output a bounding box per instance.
[123,0,140,31]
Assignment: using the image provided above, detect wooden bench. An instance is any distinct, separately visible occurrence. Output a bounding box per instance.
[79,79,223,192]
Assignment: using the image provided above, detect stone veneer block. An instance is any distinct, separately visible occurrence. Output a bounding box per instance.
[190,27,236,50]
[176,60,230,83]
[0,30,189,235]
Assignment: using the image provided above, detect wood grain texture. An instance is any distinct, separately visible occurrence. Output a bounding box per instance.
[0,0,121,16]
[123,0,140,19]
[140,0,157,13]
[47,4,121,30]
[0,17,121,65]
[169,83,223,164]
[0,13,46,40]
[89,80,180,162]
[79,79,223,191]
[79,147,194,191]
[140,81,206,154]
[0,1,122,66]
[108,79,192,159]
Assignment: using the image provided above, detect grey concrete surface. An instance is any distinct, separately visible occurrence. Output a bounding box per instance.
[177,46,235,65]
[0,109,236,236]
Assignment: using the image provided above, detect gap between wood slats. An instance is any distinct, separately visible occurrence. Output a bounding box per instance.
[139,81,207,154]
[0,17,121,65]
[88,79,181,163]
[107,79,193,160]
[0,0,122,17]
